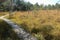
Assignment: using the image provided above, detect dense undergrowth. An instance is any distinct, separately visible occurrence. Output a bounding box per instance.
[0,20,20,40]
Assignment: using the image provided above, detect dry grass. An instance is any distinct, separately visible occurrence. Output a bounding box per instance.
[1,10,60,32]
[10,10,60,39]
[0,12,8,16]
[11,10,60,29]
[1,10,60,40]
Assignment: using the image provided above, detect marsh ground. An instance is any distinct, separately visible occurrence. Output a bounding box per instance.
[1,10,60,40]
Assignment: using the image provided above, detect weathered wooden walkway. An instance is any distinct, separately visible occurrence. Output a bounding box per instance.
[0,14,37,40]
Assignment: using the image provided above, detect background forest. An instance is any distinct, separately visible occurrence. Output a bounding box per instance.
[0,0,60,11]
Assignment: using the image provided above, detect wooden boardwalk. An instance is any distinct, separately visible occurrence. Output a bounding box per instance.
[0,14,37,40]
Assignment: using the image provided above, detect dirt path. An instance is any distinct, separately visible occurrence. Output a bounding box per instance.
[0,14,37,40]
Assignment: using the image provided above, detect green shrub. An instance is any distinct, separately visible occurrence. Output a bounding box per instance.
[40,25,54,33]
[31,25,54,40]
[31,28,40,34]
[0,20,20,40]
[35,34,45,40]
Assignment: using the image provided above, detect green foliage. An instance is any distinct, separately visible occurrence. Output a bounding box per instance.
[40,25,54,33]
[31,25,54,40]
[16,0,33,11]
[0,20,20,40]
[31,28,40,34]
[33,3,40,10]
[31,25,54,33]
[1,0,60,11]
[40,4,44,10]
[35,34,45,40]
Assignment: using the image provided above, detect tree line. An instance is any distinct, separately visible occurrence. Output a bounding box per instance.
[0,0,60,11]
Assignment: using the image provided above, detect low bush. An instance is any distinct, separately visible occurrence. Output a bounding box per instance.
[0,20,20,40]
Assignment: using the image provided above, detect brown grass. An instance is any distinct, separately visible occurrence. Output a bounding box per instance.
[11,10,60,35]
[1,10,60,32]
[0,12,8,16]
[1,10,60,40]
[11,10,60,29]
